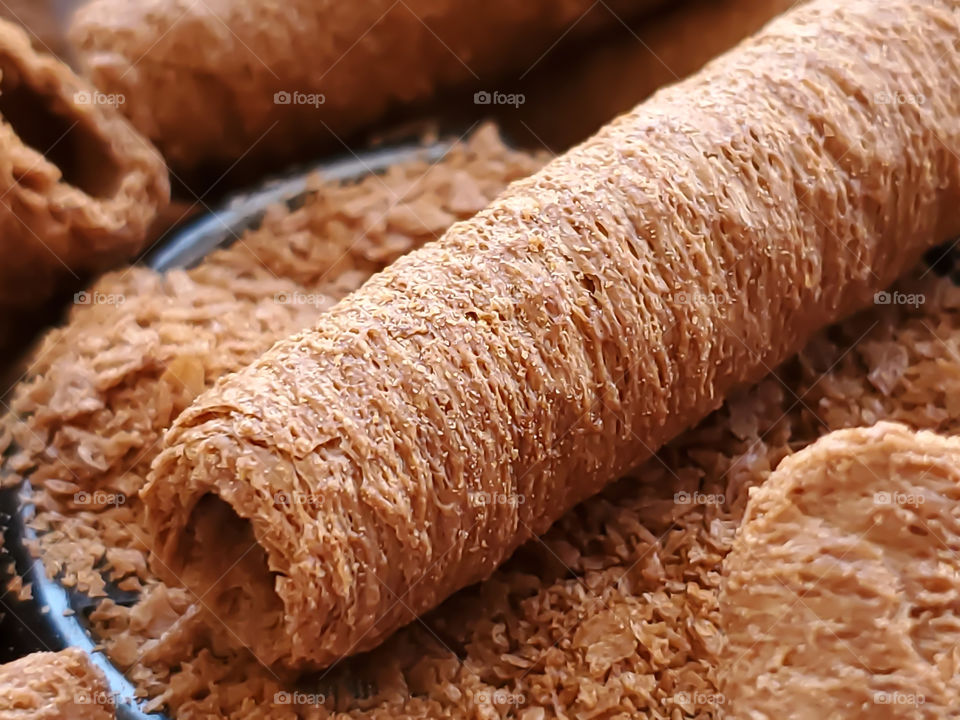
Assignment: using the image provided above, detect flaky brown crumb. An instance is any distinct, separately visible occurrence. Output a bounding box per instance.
[0,647,114,720]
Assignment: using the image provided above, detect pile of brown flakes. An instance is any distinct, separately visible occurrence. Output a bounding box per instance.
[5,122,960,719]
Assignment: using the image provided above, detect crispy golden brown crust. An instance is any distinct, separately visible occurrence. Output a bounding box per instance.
[0,648,114,720]
[0,18,169,310]
[67,0,663,174]
[720,422,960,718]
[145,0,960,669]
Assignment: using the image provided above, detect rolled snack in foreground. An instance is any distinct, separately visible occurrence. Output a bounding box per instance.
[145,0,960,669]
[720,422,960,717]
[0,647,115,719]
[0,19,169,310]
[68,0,664,176]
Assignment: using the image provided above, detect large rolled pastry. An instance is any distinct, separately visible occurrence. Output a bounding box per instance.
[145,0,960,669]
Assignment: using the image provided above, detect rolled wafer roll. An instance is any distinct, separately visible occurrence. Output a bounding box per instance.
[719,423,960,718]
[0,647,115,719]
[67,0,663,176]
[145,0,960,669]
[0,18,168,310]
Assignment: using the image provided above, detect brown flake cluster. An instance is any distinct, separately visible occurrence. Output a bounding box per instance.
[0,647,114,720]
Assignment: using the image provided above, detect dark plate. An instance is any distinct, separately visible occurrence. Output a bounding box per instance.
[2,135,959,717]
[0,139,452,719]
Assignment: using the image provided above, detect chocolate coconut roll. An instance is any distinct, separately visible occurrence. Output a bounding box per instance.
[0,18,168,310]
[0,648,114,719]
[145,0,960,669]
[67,0,664,176]
[720,423,960,717]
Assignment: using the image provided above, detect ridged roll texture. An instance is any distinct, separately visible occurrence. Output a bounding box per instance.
[720,423,960,718]
[0,19,169,309]
[68,0,663,174]
[145,0,960,668]
[0,648,114,720]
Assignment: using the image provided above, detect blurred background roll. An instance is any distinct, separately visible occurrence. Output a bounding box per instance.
[67,0,668,179]
[0,18,168,313]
